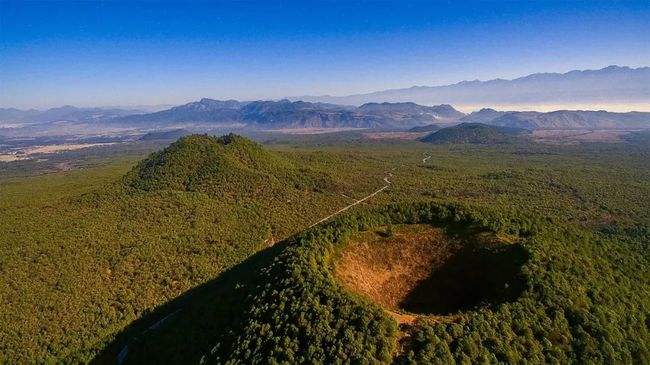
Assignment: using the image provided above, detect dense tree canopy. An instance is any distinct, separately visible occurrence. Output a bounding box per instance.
[0,135,648,363]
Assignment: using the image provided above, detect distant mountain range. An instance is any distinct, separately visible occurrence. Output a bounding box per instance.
[3,98,650,136]
[293,66,650,108]
[110,98,650,130]
[2,64,650,134]
[0,105,144,125]
[461,109,650,130]
[113,99,465,129]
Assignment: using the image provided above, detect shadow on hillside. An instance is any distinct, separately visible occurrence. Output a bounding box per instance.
[92,240,290,365]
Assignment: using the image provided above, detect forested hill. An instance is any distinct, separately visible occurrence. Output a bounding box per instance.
[420,123,528,144]
[124,133,334,197]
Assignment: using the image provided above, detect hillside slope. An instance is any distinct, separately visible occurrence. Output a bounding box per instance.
[420,123,528,144]
[124,133,332,197]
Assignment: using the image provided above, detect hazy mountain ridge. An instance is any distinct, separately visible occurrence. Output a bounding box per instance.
[294,65,650,107]
[358,102,464,123]
[462,109,650,130]
[3,98,650,133]
[0,105,144,124]
[112,99,465,129]
[4,64,650,132]
[0,108,41,123]
[116,99,244,126]
[239,100,383,129]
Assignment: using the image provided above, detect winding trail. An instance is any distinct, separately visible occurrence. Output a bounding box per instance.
[308,172,392,228]
[422,154,432,163]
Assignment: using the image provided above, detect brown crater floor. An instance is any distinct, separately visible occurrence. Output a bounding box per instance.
[335,224,528,319]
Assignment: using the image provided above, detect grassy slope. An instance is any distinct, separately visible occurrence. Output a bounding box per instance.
[0,139,649,362]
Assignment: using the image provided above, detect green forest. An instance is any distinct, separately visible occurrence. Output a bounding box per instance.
[0,134,648,363]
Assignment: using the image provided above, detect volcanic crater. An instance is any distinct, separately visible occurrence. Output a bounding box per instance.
[335,224,528,319]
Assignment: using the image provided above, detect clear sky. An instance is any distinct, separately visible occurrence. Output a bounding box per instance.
[1,0,648,109]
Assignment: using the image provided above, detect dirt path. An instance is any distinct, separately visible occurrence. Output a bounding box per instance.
[308,172,392,228]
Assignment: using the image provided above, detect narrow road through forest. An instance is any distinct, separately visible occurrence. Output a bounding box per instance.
[308,172,393,228]
[309,152,432,227]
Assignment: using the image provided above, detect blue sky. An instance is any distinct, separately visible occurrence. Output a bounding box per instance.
[1,1,648,109]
